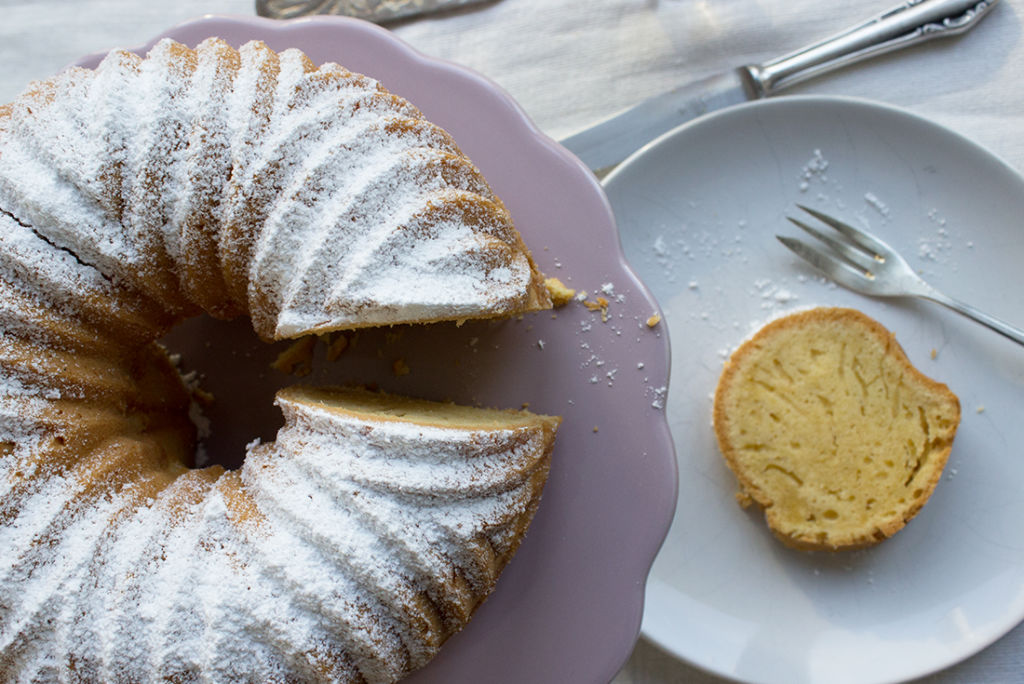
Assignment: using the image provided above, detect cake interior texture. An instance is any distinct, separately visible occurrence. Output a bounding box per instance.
[713,307,960,551]
[287,384,562,430]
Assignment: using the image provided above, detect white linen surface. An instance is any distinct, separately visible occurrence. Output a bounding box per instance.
[2,1,1022,682]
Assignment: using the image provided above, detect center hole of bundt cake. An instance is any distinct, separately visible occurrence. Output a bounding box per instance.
[159,314,297,470]
[157,313,497,470]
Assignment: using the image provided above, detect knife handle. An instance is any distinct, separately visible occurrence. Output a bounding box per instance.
[746,0,999,95]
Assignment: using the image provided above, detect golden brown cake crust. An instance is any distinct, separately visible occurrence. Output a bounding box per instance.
[712,307,961,551]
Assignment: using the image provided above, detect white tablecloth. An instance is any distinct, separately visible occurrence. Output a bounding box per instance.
[3,1,1022,681]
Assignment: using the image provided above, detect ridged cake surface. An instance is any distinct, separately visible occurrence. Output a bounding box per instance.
[0,38,557,683]
[0,37,550,338]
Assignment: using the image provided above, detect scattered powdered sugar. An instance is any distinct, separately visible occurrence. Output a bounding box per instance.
[650,386,668,410]
[798,149,829,192]
[918,222,954,262]
[864,192,890,218]
[568,279,668,405]
[751,278,799,310]
[645,222,748,283]
[653,234,670,259]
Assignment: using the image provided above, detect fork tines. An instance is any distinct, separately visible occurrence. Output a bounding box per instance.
[777,204,889,281]
[775,204,1024,346]
[795,204,888,258]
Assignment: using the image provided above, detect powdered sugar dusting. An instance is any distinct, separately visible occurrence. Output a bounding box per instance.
[0,37,554,684]
[798,148,829,192]
[864,191,890,218]
[0,383,552,682]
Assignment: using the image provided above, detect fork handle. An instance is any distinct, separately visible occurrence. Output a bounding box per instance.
[924,290,1024,347]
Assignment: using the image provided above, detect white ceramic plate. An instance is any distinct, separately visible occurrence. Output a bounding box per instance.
[604,96,1024,684]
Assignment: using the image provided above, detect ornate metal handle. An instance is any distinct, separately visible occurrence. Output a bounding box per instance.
[256,0,491,23]
[746,0,999,95]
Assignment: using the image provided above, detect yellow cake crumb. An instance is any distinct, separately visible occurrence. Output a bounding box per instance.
[193,387,216,406]
[271,337,316,377]
[544,277,576,307]
[646,313,661,328]
[930,348,938,360]
[584,296,610,322]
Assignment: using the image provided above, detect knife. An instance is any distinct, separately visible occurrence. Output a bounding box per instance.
[559,0,999,175]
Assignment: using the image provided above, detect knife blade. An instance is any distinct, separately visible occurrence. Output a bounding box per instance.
[559,0,999,175]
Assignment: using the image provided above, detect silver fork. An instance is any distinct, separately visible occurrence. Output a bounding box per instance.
[777,204,1024,347]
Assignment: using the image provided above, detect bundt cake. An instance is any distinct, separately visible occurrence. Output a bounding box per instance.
[0,37,558,682]
[712,308,960,551]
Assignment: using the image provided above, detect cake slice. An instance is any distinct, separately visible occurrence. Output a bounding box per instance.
[712,307,961,550]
